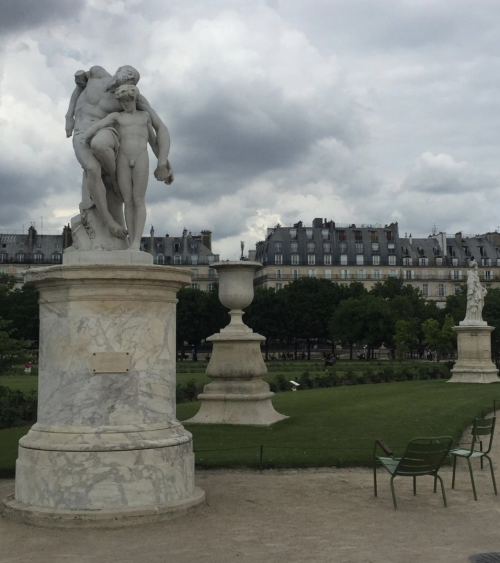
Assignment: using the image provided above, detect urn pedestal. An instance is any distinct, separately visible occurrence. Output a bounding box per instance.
[448,325,500,384]
[185,261,287,427]
[3,262,204,528]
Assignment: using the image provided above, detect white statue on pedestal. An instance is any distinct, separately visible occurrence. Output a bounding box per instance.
[462,258,488,326]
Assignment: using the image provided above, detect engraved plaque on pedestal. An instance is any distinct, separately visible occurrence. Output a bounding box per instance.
[91,352,130,373]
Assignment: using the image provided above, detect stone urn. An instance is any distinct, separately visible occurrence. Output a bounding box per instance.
[184,261,287,426]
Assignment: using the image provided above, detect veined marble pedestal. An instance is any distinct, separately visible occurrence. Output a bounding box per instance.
[3,261,204,527]
[185,261,287,427]
[448,325,500,384]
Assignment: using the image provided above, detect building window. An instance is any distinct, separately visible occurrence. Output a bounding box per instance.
[486,283,492,290]
[16,253,25,263]
[276,269,282,279]
[389,270,397,277]
[482,258,491,267]
[341,269,350,279]
[51,253,61,264]
[275,283,282,290]
[387,243,395,254]
[340,254,348,265]
[174,242,180,253]
[174,255,181,265]
[422,269,429,279]
[34,253,43,263]
[339,242,347,253]
[484,270,493,280]
[338,230,346,241]
[356,254,364,265]
[497,258,500,267]
[289,228,297,239]
[0,254,6,263]
[358,269,366,279]
[206,283,215,291]
[372,242,379,252]
[438,269,444,279]
[208,268,216,278]
[306,241,315,253]
[274,241,283,253]
[322,229,330,240]
[452,270,462,280]
[308,269,317,278]
[355,242,363,254]
[370,231,378,242]
[191,255,198,265]
[437,284,445,296]
[403,257,412,266]
[405,270,413,279]
[291,254,300,265]
[452,258,458,266]
[419,257,428,266]
[422,284,429,296]
[436,257,443,266]
[275,254,283,265]
[192,269,198,279]
[307,254,316,265]
[292,269,299,279]
[306,229,313,240]
[191,283,199,290]
[372,255,380,265]
[323,241,331,253]
[372,270,381,279]
[354,230,362,241]
[291,241,298,253]
[454,284,461,295]
[386,231,394,242]
[157,254,165,265]
[324,254,332,265]
[388,255,396,266]
[325,269,332,279]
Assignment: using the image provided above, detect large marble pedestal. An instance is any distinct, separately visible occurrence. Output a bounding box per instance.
[3,262,204,527]
[448,325,500,384]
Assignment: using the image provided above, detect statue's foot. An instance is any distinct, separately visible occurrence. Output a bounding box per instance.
[108,221,128,239]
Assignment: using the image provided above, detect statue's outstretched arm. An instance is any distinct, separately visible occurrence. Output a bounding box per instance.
[137,94,174,185]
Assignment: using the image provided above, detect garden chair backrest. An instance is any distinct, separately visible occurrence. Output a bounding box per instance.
[395,437,453,477]
[470,417,496,455]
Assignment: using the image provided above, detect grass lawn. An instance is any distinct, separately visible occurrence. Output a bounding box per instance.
[2,377,499,476]
[0,376,38,394]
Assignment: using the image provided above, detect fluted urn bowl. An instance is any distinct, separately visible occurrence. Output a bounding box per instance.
[212,261,263,332]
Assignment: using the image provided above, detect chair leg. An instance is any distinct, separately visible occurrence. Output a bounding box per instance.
[436,474,447,508]
[433,475,437,493]
[390,475,398,510]
[452,455,457,489]
[485,455,498,496]
[467,458,478,501]
[373,463,377,497]
[413,476,417,496]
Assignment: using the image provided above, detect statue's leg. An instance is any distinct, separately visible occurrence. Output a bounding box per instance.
[73,136,127,239]
[117,154,135,247]
[130,151,149,251]
[90,130,119,190]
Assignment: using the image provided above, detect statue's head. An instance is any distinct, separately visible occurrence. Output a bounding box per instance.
[107,65,140,92]
[115,84,140,103]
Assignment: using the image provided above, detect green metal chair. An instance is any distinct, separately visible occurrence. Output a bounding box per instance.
[373,436,453,510]
[451,417,497,501]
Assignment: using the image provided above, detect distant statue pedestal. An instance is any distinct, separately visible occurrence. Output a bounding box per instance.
[448,324,500,384]
[4,257,204,528]
[185,261,287,427]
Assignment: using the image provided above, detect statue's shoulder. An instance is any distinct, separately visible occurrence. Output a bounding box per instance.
[88,66,111,79]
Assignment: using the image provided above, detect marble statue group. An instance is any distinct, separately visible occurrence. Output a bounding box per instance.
[65,65,173,250]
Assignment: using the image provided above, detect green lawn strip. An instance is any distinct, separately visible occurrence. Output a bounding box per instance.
[0,426,30,478]
[179,381,500,469]
[0,376,38,394]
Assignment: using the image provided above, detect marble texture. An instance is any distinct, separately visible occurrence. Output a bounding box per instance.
[185,261,287,426]
[4,264,204,526]
[448,325,500,384]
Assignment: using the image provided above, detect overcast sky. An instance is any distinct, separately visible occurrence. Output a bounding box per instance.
[1,0,500,258]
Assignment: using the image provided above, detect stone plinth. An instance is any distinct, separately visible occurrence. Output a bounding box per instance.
[184,261,287,427]
[3,263,204,527]
[448,325,500,384]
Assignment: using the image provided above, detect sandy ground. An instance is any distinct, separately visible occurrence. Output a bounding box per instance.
[1,443,499,562]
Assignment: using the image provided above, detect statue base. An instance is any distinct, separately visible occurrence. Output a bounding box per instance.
[68,207,129,253]
[448,325,500,384]
[184,332,288,426]
[4,263,204,528]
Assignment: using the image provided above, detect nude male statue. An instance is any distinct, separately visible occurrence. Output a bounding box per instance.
[65,65,174,239]
[82,84,156,250]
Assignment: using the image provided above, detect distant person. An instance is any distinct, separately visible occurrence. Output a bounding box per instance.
[24,361,32,374]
